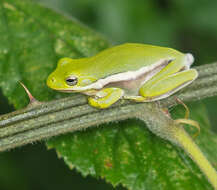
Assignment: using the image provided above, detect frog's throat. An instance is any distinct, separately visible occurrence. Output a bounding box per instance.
[65,58,175,92]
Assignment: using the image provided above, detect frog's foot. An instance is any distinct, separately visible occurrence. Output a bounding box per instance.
[88,88,124,109]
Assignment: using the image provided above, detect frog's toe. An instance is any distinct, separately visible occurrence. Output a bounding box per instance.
[123,95,146,102]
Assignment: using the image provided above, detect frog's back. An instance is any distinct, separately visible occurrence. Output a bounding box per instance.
[88,43,184,78]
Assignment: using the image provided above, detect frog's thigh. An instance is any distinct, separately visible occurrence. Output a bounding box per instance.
[88,88,124,109]
[139,69,198,101]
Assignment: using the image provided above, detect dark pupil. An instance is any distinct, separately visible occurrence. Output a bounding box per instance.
[67,79,75,82]
[66,78,77,85]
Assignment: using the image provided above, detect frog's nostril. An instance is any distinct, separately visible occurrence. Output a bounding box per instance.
[51,77,55,82]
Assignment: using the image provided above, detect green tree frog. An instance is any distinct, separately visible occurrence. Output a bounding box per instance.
[47,43,198,109]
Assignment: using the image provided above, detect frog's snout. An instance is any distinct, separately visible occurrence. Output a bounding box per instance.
[47,74,57,89]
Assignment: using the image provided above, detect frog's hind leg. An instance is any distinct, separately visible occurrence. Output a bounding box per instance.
[139,69,198,101]
[88,88,124,109]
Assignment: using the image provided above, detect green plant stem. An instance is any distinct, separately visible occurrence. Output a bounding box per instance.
[0,63,217,152]
[196,62,217,77]
[137,104,217,189]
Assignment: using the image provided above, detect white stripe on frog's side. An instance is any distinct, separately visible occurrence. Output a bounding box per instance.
[64,54,194,92]
[66,58,172,91]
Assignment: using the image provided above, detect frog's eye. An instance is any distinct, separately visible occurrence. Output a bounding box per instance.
[65,76,78,86]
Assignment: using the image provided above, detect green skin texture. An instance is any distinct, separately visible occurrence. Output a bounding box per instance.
[47,43,198,109]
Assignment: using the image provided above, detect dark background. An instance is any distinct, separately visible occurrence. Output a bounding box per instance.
[0,0,217,189]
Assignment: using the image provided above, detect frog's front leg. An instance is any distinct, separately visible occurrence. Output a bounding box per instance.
[139,69,198,101]
[88,88,124,109]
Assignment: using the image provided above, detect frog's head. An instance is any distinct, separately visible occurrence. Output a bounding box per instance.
[47,58,97,92]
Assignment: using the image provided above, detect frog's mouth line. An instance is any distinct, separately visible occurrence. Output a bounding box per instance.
[51,88,97,94]
[52,88,83,93]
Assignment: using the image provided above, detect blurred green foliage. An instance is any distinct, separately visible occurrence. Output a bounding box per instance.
[0,0,217,190]
[36,0,217,64]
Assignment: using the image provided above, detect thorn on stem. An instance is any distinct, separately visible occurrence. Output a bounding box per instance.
[173,97,200,137]
[19,82,42,108]
[175,97,190,119]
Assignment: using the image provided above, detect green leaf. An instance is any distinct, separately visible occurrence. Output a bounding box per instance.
[0,0,109,109]
[47,103,216,190]
[0,0,216,190]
